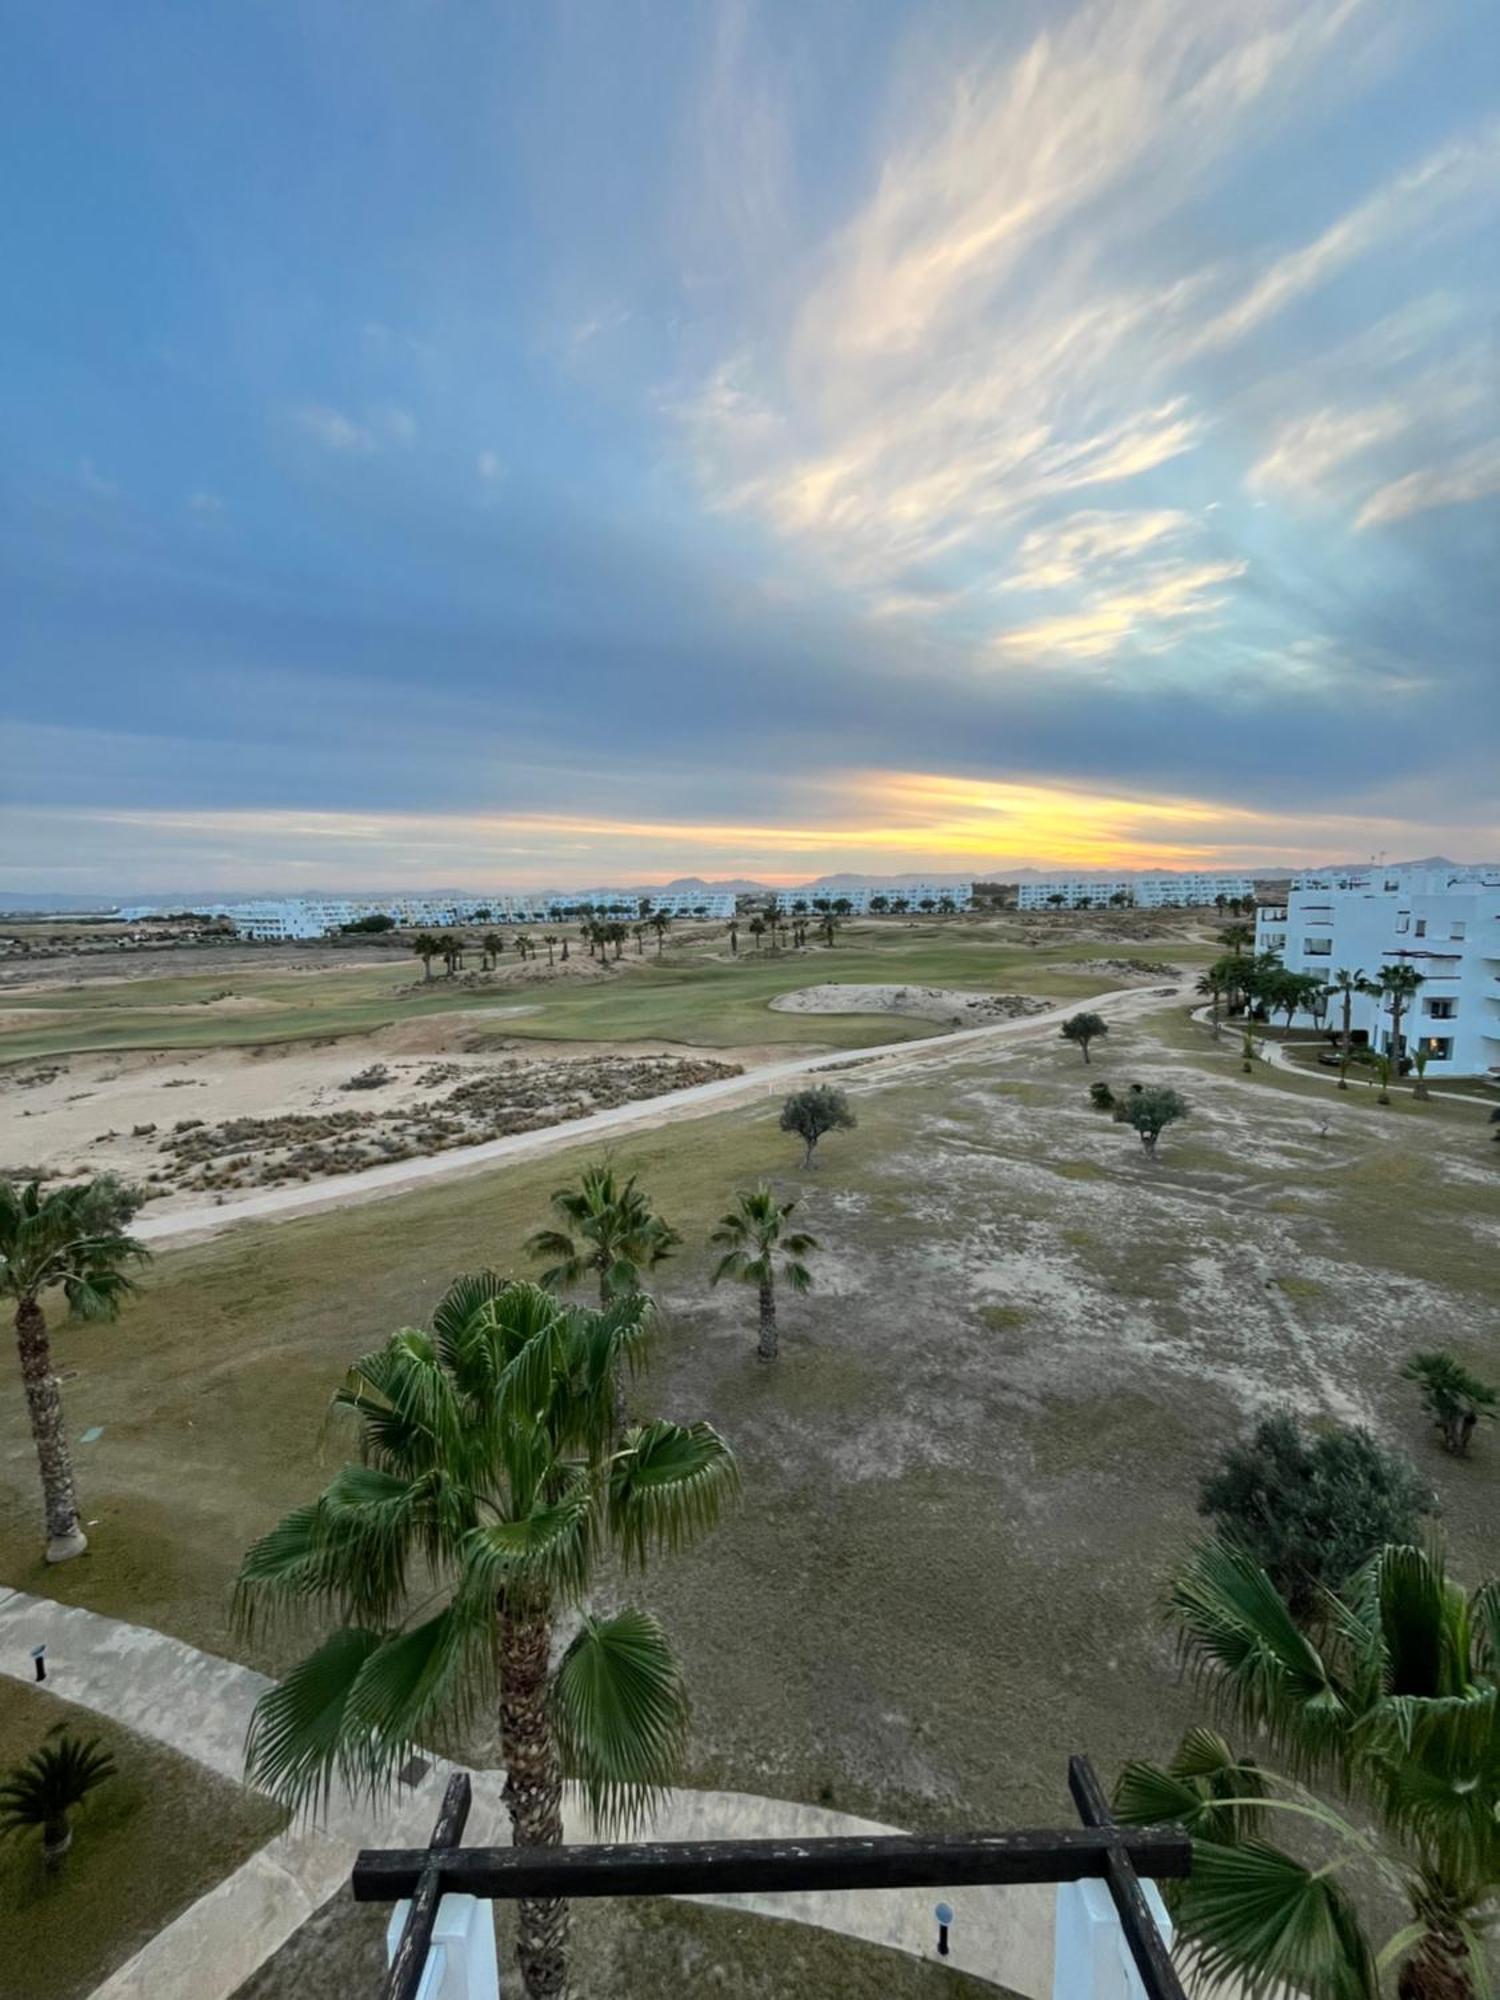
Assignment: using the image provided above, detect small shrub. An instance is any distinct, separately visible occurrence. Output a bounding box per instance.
[1402,1351,1498,1457]
[1088,1080,1115,1110]
[1112,1084,1189,1153]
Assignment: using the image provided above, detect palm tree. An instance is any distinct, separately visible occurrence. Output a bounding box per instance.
[650,912,671,956]
[236,1276,737,2000]
[1327,967,1367,1088]
[727,919,739,956]
[1403,1352,1497,1457]
[1219,922,1255,958]
[527,1168,680,1424]
[709,1186,818,1361]
[1,1177,149,1562]
[1380,963,1426,1076]
[412,932,442,981]
[1196,967,1227,1026]
[482,930,504,970]
[631,923,647,956]
[0,1733,117,1868]
[747,916,766,951]
[1118,1540,1500,2000]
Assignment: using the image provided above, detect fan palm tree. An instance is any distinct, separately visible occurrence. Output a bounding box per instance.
[709,1186,818,1361]
[0,1732,117,1868]
[482,930,504,969]
[412,932,442,981]
[1380,964,1426,1076]
[1327,968,1368,1088]
[236,1276,737,2000]
[527,1168,681,1311]
[1118,1540,1500,2000]
[649,912,671,955]
[1,1176,149,1562]
[747,916,766,951]
[1197,967,1228,1026]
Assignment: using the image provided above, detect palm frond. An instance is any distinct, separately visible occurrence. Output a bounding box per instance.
[460,1472,595,1602]
[607,1421,739,1567]
[1172,1541,1347,1773]
[243,1625,386,1813]
[1175,1837,1379,2000]
[551,1608,689,1833]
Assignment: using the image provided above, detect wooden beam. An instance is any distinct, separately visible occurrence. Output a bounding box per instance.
[354,1822,1191,1905]
[382,1773,473,2000]
[1069,1755,1189,2000]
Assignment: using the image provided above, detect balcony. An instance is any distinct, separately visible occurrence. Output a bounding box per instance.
[366,1763,1191,2000]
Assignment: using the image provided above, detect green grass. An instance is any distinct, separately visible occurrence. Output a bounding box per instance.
[0,921,1212,1064]
[0,1680,284,2000]
[6,990,1491,1849]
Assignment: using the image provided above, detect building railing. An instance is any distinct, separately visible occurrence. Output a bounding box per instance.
[356,1756,1191,2000]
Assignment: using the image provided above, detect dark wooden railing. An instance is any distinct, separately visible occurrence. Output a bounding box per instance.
[356,1755,1190,2000]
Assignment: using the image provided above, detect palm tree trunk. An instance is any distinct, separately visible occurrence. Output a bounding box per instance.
[756,1276,777,1361]
[1339,996,1351,1087]
[14,1299,87,1562]
[497,1600,569,2000]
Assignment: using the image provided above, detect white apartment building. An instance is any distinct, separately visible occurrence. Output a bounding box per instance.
[1016,873,1254,910]
[120,889,739,940]
[1255,867,1500,1078]
[770,883,975,915]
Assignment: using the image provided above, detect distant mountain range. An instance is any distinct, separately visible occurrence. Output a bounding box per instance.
[3,858,1488,915]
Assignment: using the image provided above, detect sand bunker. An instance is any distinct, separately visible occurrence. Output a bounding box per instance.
[770,984,1053,1026]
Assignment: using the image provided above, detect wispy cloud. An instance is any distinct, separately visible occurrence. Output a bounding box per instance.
[997,557,1248,662]
[292,404,378,452]
[1356,439,1500,530]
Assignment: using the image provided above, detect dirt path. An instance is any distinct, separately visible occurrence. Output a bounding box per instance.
[138,984,1189,1247]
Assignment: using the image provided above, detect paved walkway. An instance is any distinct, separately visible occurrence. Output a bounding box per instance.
[0,1589,1050,1999]
[1188,1006,1499,1107]
[138,982,1189,1248]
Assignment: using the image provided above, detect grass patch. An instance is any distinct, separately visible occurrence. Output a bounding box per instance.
[0,1679,284,2000]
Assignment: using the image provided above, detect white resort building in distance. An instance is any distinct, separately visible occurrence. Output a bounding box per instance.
[1016,873,1254,910]
[1256,865,1500,1078]
[118,889,738,939]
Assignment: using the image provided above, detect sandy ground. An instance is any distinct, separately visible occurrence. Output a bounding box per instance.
[769,984,1054,1025]
[0,1022,790,1209]
[134,982,1187,1244]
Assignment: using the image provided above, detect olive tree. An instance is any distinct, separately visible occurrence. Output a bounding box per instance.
[779,1086,856,1169]
[1112,1084,1189,1154]
[1060,1012,1108,1063]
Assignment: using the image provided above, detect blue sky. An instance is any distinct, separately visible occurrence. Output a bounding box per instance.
[4,0,1497,892]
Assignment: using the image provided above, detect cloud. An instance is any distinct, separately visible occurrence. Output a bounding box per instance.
[187,490,226,514]
[1355,439,1500,531]
[997,557,1248,661]
[1185,120,1500,357]
[292,404,378,452]
[1002,511,1193,593]
[681,0,1379,666]
[1248,404,1409,500]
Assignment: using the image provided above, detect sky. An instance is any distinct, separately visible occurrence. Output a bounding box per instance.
[3,0,1498,894]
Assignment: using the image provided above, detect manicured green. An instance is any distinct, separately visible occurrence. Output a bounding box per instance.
[0,920,1210,1064]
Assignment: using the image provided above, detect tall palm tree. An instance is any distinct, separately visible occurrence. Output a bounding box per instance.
[1196,967,1227,1026]
[709,1185,817,1361]
[1380,963,1426,1076]
[1118,1540,1500,2000]
[236,1276,737,2000]
[650,912,671,955]
[482,930,504,969]
[747,916,766,951]
[0,1177,149,1562]
[1327,967,1368,1088]
[412,932,442,981]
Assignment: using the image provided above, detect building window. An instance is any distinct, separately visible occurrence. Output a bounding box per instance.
[1303,938,1332,956]
[1396,914,1409,933]
[1426,999,1456,1020]
[1451,922,1466,940]
[1422,1037,1453,1061]
[1414,918,1427,937]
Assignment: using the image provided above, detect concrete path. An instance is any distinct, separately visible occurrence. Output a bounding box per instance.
[138,982,1189,1248]
[1188,1005,1499,1107]
[0,1588,1051,1999]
